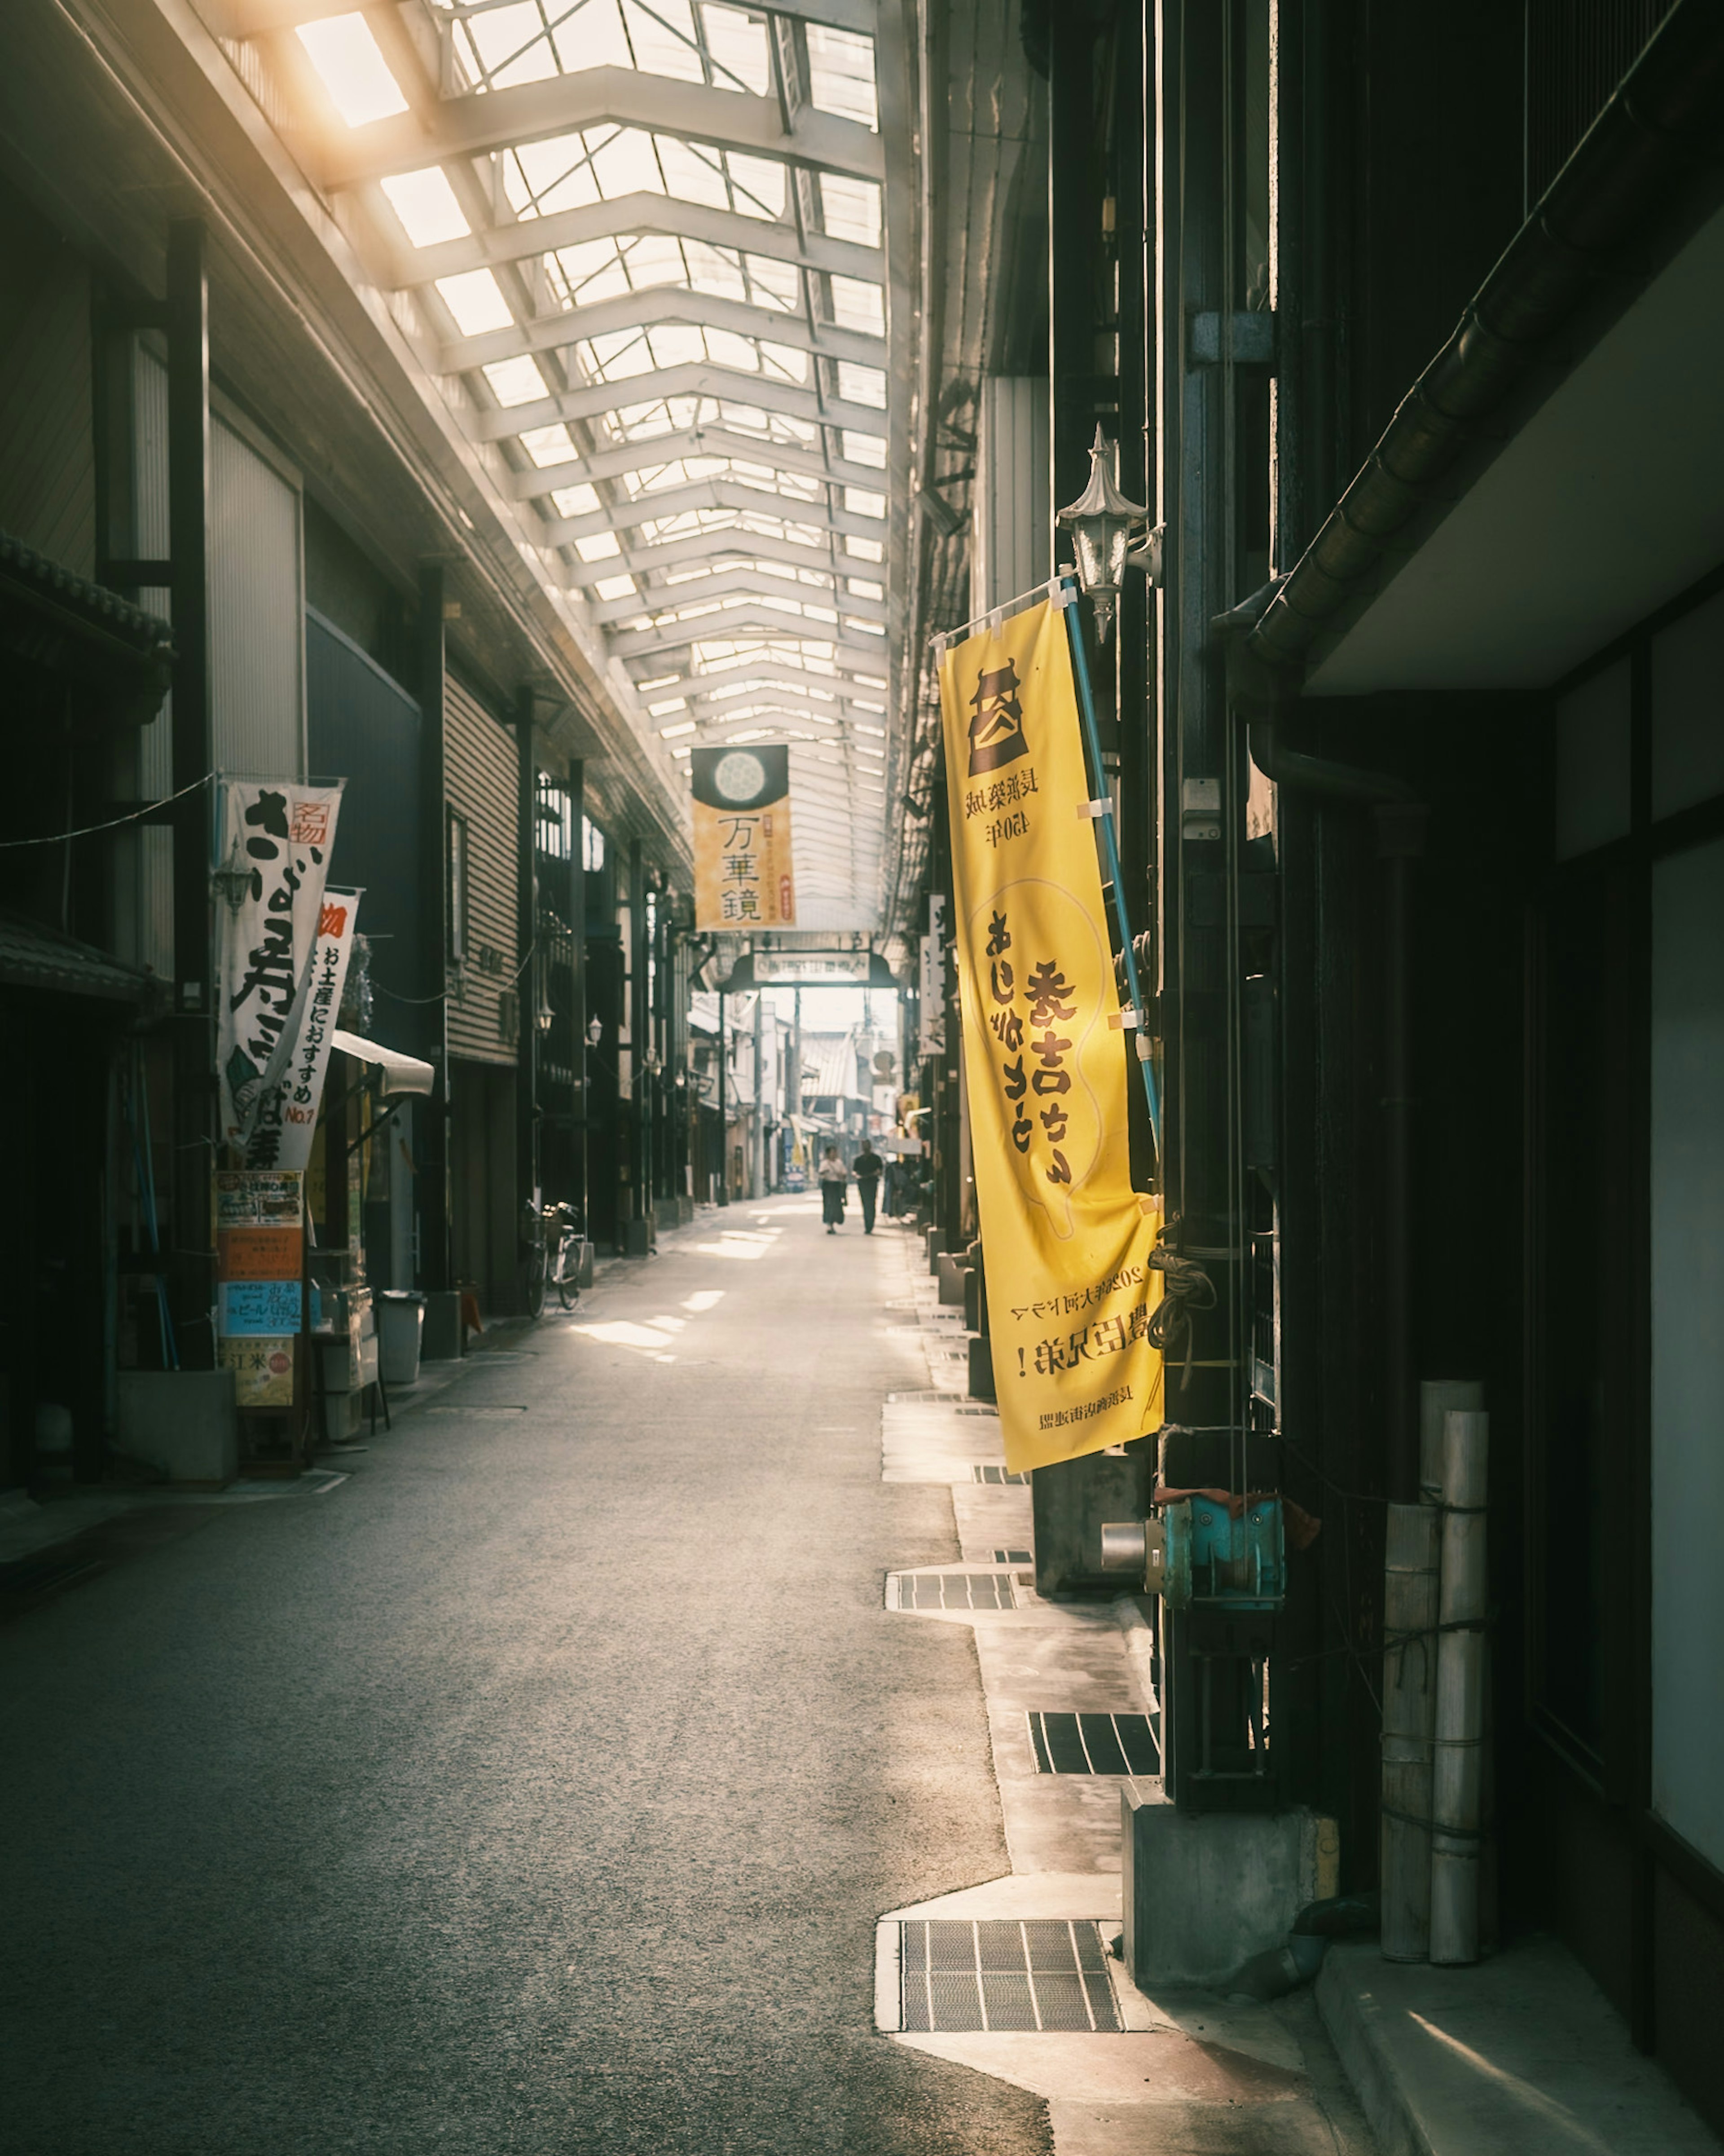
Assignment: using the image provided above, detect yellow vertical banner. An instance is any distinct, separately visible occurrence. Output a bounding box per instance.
[692,745,796,930]
[938,594,1163,1473]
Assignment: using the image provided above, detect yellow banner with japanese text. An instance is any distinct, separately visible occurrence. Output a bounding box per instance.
[938,595,1163,1473]
[692,745,796,931]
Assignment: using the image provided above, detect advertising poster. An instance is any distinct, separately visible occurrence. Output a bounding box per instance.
[214,1168,303,1409]
[692,746,795,930]
[214,779,344,1153]
[937,595,1164,1473]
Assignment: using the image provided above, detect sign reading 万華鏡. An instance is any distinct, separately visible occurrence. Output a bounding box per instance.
[937,596,1164,1474]
[215,780,345,1155]
[692,746,795,930]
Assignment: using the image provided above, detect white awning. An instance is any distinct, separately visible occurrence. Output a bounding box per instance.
[332,1029,435,1098]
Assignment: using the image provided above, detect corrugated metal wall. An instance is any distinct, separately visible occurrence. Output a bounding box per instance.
[445,675,520,1067]
[0,246,96,578]
[211,414,304,778]
[971,377,1051,617]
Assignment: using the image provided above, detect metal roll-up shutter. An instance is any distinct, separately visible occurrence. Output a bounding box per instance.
[444,675,520,1066]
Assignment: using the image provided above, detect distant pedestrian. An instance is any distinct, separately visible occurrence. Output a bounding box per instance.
[818,1144,848,1233]
[853,1139,883,1234]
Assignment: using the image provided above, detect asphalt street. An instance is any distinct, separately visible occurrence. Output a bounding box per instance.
[1,1198,1050,2156]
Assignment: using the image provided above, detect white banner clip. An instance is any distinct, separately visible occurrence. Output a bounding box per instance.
[1076,798,1114,820]
[1109,1008,1143,1032]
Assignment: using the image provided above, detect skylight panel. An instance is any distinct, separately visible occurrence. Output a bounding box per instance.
[744,256,801,312]
[575,531,623,562]
[683,242,749,304]
[818,174,883,249]
[508,135,606,215]
[828,275,885,335]
[622,0,706,86]
[805,25,879,130]
[484,355,546,407]
[840,430,886,469]
[844,534,884,561]
[596,573,638,600]
[846,577,884,600]
[723,153,788,220]
[551,1,635,72]
[437,269,515,335]
[836,362,887,409]
[656,138,734,212]
[854,722,886,735]
[521,423,580,466]
[625,233,690,290]
[297,14,408,127]
[757,342,810,384]
[647,324,708,368]
[697,2,772,93]
[464,0,559,86]
[551,483,602,516]
[844,486,885,518]
[579,330,656,381]
[603,401,680,441]
[660,720,698,737]
[380,168,471,248]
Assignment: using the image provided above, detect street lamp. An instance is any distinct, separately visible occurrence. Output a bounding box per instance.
[586,1016,603,1047]
[1056,424,1161,640]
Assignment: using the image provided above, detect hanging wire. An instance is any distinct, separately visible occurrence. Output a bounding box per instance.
[374,939,537,1006]
[0,771,214,849]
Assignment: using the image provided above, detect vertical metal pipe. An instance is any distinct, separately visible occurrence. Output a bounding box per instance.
[515,692,538,1221]
[717,988,729,1207]
[166,220,214,1359]
[416,563,451,1291]
[567,758,587,1223]
[1431,1407,1489,1965]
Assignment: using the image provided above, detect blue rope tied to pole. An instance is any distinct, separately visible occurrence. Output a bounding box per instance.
[1057,576,1162,1156]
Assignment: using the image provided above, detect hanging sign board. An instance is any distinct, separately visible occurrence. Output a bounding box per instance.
[937,596,1164,1473]
[692,746,795,929]
[241,888,362,1175]
[214,1168,303,1409]
[919,895,947,1057]
[215,779,345,1154]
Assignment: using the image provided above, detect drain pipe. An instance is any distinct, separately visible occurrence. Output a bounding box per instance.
[1431,1407,1489,1964]
[1220,599,1425,1505]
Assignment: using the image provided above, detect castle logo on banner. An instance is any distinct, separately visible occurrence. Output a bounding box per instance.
[937,597,1163,1474]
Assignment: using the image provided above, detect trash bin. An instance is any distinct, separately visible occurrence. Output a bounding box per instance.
[378,1290,427,1386]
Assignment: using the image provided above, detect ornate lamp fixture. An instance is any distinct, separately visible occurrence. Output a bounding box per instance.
[1056,425,1162,640]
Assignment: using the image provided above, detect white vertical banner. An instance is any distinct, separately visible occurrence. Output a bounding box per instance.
[919,894,947,1058]
[242,887,362,1173]
[215,779,344,1150]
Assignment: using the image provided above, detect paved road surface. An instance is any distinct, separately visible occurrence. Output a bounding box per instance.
[2,1199,1049,2156]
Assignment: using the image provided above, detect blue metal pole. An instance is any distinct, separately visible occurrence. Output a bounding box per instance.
[1060,579,1163,1157]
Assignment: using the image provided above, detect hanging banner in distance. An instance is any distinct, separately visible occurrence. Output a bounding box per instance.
[215,780,345,1151]
[692,746,795,930]
[242,887,362,1174]
[937,596,1164,1474]
[919,895,947,1057]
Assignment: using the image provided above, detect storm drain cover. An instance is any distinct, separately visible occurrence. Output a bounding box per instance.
[893,1571,1016,1611]
[971,1464,1027,1484]
[1029,1711,1161,1777]
[899,1919,1121,2033]
[993,1547,1033,1564]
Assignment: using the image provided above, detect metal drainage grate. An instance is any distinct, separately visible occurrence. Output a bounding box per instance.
[993,1547,1033,1564]
[1029,1711,1161,1777]
[899,1919,1121,2033]
[971,1464,1027,1484]
[893,1571,1016,1611]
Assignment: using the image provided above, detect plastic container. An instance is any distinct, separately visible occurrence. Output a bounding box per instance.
[378,1290,426,1386]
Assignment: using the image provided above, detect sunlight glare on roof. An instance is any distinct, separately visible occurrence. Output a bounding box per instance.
[380,168,471,247]
[297,14,409,128]
[818,174,882,248]
[436,269,515,335]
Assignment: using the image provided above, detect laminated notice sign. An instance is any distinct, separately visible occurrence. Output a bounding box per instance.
[937,596,1164,1473]
[214,1168,303,1409]
[692,746,795,930]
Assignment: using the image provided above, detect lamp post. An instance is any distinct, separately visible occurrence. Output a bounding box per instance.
[1056,424,1161,640]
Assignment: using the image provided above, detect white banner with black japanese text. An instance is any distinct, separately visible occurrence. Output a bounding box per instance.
[215,779,344,1153]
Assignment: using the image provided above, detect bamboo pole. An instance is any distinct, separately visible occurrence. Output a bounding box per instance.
[1431,1408,1488,1965]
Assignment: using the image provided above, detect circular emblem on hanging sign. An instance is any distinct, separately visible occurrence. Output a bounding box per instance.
[713,750,768,804]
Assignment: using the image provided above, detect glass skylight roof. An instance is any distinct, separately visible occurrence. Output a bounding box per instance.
[256,0,902,919]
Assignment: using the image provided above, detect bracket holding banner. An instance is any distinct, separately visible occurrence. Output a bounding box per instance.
[1078,798,1115,820]
[1110,1008,1143,1031]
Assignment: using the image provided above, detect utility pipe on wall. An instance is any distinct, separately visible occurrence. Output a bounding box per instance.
[1431,1407,1489,1965]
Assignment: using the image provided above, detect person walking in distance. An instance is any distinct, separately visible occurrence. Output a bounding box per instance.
[818,1144,849,1234]
[852,1138,883,1235]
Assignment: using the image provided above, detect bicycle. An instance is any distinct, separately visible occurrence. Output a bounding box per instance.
[523,1199,583,1316]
